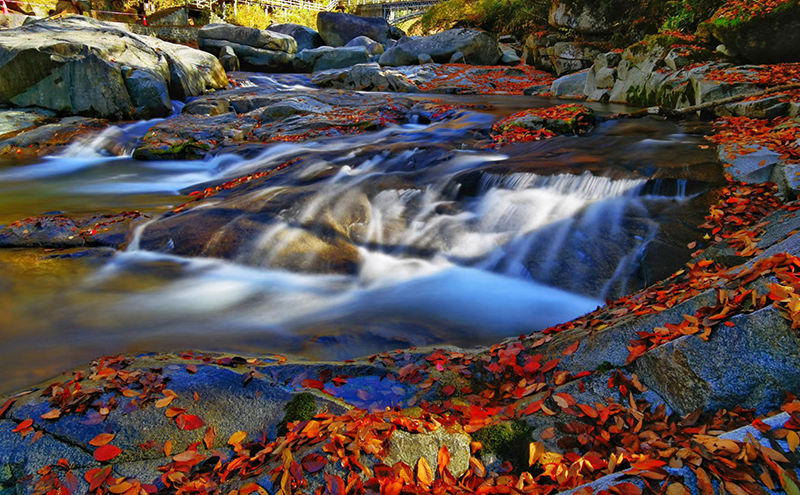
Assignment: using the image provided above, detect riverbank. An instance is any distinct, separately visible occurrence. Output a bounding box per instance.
[1,9,800,495]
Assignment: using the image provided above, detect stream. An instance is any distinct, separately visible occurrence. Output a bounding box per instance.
[0,74,723,394]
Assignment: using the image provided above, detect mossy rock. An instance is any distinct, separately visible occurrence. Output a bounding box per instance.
[705,1,800,63]
[472,420,534,472]
[494,105,596,136]
[277,392,317,437]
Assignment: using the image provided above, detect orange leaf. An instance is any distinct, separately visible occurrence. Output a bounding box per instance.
[41,409,61,420]
[437,445,451,474]
[12,419,32,433]
[204,427,216,450]
[228,431,247,445]
[89,433,115,447]
[417,457,433,488]
[562,340,580,356]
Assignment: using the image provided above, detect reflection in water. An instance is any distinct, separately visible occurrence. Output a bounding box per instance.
[0,88,719,394]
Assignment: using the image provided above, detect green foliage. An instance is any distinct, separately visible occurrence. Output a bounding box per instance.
[277,392,316,437]
[660,0,725,32]
[472,420,534,472]
[419,0,549,39]
[224,4,318,29]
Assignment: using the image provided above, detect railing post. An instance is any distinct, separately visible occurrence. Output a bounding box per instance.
[1,0,7,14]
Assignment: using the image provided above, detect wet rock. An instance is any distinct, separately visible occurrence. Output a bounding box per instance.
[705,2,800,64]
[312,63,418,93]
[0,115,108,157]
[631,306,800,414]
[218,45,240,73]
[294,46,371,72]
[550,69,589,96]
[379,29,502,67]
[0,107,55,138]
[0,212,149,249]
[345,35,384,56]
[384,428,471,478]
[268,23,323,52]
[317,12,399,47]
[0,17,225,119]
[134,87,415,159]
[717,144,781,184]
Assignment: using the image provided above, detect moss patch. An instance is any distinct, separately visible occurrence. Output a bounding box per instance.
[277,392,317,437]
[472,420,534,472]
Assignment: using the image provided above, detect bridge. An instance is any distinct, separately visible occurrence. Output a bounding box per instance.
[342,0,443,24]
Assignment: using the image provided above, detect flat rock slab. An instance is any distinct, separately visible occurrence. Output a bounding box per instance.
[0,211,149,249]
[133,88,416,160]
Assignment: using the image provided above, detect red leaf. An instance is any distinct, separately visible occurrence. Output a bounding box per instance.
[302,453,328,473]
[301,379,324,390]
[442,385,455,396]
[12,418,32,433]
[0,398,15,419]
[176,414,205,431]
[93,445,122,462]
[562,340,580,356]
[324,472,346,495]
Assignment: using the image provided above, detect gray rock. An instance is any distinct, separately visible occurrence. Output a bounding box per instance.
[200,38,294,72]
[379,29,501,66]
[586,89,610,102]
[317,12,397,47]
[631,306,800,414]
[219,45,240,72]
[553,58,585,76]
[548,0,635,34]
[595,51,621,70]
[267,23,323,52]
[716,95,790,119]
[708,3,800,64]
[199,23,297,53]
[594,67,616,89]
[500,49,521,66]
[616,59,630,80]
[312,63,418,92]
[0,107,55,138]
[449,51,466,64]
[550,69,589,96]
[583,66,596,95]
[717,143,781,184]
[123,68,171,118]
[345,35,384,55]
[384,428,471,478]
[295,46,371,72]
[0,17,225,119]
[417,53,433,64]
[772,163,800,197]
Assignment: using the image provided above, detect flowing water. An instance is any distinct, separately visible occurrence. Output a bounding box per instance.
[0,75,722,394]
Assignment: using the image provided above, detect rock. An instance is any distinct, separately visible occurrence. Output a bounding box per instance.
[631,306,800,414]
[717,144,781,184]
[494,105,595,136]
[549,0,636,34]
[449,51,466,64]
[345,35,384,55]
[0,212,149,249]
[133,87,415,160]
[379,29,501,67]
[384,429,471,478]
[219,45,240,72]
[0,107,54,138]
[267,23,323,52]
[312,63,418,93]
[716,95,790,120]
[594,67,616,89]
[706,2,800,64]
[199,23,297,53]
[772,163,800,197]
[550,69,590,96]
[0,13,29,29]
[317,12,397,47]
[0,115,109,157]
[417,53,433,64]
[586,88,610,102]
[199,23,297,71]
[0,17,225,119]
[294,46,371,72]
[500,49,521,66]
[595,51,621,69]
[201,38,294,71]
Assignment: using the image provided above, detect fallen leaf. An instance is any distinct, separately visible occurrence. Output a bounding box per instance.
[94,445,122,462]
[89,433,115,447]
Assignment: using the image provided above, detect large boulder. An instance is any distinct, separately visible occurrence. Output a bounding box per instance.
[267,23,324,52]
[0,16,226,120]
[198,23,297,71]
[705,2,800,64]
[311,63,418,92]
[378,29,502,66]
[316,12,400,47]
[549,0,637,35]
[293,46,371,73]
